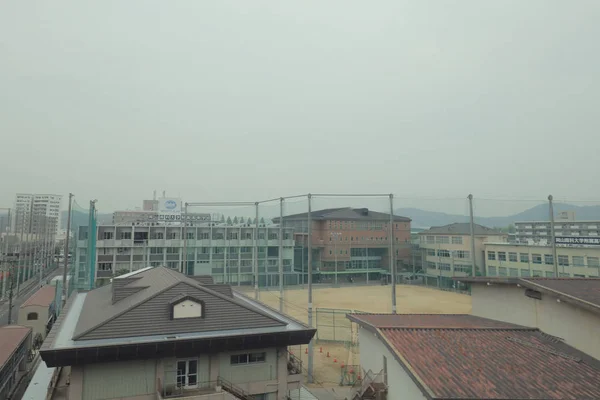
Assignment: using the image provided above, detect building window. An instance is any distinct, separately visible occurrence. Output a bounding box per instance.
[27,312,38,320]
[572,256,585,267]
[436,236,450,244]
[532,270,543,277]
[588,257,600,268]
[167,247,179,254]
[498,252,507,262]
[426,236,435,244]
[451,236,463,245]
[559,272,570,277]
[456,250,470,259]
[230,352,266,365]
[426,249,436,257]
[168,232,177,239]
[199,232,210,240]
[487,252,496,261]
[509,268,519,277]
[103,232,113,240]
[498,267,507,276]
[520,269,530,277]
[438,263,451,271]
[488,266,497,276]
[520,253,529,263]
[532,254,542,264]
[543,254,553,265]
[427,262,436,270]
[558,255,569,267]
[437,250,450,258]
[509,252,518,262]
[546,271,556,278]
[150,247,163,254]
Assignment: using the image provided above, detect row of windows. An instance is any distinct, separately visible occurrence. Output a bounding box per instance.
[105,231,292,241]
[426,261,472,273]
[426,249,471,259]
[422,236,464,245]
[488,266,585,278]
[487,251,600,267]
[230,352,266,365]
[326,221,407,231]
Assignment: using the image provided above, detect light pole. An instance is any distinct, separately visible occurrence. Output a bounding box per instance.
[0,208,11,300]
[330,232,341,285]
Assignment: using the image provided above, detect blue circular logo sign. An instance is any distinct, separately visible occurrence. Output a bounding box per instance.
[164,200,177,210]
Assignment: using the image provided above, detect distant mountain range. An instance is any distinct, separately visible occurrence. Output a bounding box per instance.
[57,202,600,231]
[396,203,600,229]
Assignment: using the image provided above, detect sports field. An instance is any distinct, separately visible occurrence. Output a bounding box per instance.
[238,284,472,386]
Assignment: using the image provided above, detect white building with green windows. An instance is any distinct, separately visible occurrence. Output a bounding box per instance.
[75,221,299,288]
[483,242,600,278]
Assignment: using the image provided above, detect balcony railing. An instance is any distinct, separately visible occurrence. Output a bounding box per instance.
[159,377,255,400]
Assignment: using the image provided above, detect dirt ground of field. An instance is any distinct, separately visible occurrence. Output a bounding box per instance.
[237,284,472,386]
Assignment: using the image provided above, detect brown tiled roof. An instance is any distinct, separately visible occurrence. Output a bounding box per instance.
[0,326,31,367]
[347,313,525,329]
[21,285,56,308]
[349,314,600,399]
[459,277,600,315]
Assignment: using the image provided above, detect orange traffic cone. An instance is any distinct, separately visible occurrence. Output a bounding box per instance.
[326,352,330,358]
[333,358,337,363]
[319,347,323,353]
[305,348,308,354]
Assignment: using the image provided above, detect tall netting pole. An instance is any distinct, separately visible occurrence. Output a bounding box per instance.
[254,202,259,300]
[279,198,284,312]
[307,193,314,383]
[389,194,396,314]
[548,195,559,277]
[468,194,477,276]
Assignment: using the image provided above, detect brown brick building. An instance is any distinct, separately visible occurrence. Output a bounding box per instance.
[274,208,411,283]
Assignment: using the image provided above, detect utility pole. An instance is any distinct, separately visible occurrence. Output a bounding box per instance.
[16,209,25,297]
[278,198,284,312]
[468,194,478,276]
[7,262,16,324]
[254,203,259,300]
[307,194,314,383]
[548,195,559,277]
[1,208,12,300]
[390,194,396,314]
[330,232,341,285]
[62,193,73,308]
[183,202,188,275]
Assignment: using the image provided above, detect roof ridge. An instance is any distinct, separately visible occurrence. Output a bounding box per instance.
[379,326,538,331]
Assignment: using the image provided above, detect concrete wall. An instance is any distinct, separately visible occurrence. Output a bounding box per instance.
[358,327,426,400]
[71,360,157,400]
[471,283,600,360]
[17,305,49,339]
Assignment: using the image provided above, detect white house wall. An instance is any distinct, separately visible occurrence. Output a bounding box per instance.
[471,284,600,360]
[358,327,426,400]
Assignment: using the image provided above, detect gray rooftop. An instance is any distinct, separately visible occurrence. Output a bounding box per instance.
[71,267,287,341]
[419,222,505,236]
[274,207,411,222]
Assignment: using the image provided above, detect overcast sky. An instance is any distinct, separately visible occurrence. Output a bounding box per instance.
[1,1,599,216]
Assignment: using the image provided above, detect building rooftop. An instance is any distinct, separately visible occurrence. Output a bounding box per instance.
[41,267,315,367]
[0,325,31,367]
[348,313,600,400]
[459,277,600,315]
[274,207,411,222]
[419,222,505,236]
[22,285,56,308]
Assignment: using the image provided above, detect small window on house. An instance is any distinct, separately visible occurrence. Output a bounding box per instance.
[172,299,203,319]
[27,312,38,320]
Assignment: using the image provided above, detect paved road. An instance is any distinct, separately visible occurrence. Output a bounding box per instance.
[0,267,64,326]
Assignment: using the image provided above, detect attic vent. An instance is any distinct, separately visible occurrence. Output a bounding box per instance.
[358,208,369,216]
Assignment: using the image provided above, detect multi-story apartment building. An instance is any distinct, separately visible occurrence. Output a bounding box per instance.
[484,242,600,278]
[40,267,315,400]
[12,193,62,235]
[275,207,411,283]
[75,221,299,287]
[419,223,507,281]
[515,211,600,245]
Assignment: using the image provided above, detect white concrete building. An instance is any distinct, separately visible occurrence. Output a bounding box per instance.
[464,276,600,361]
[515,211,600,245]
[418,223,507,281]
[484,242,600,278]
[347,313,600,400]
[13,193,62,235]
[75,222,299,287]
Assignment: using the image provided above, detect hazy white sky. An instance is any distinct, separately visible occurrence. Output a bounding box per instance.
[1,1,599,215]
